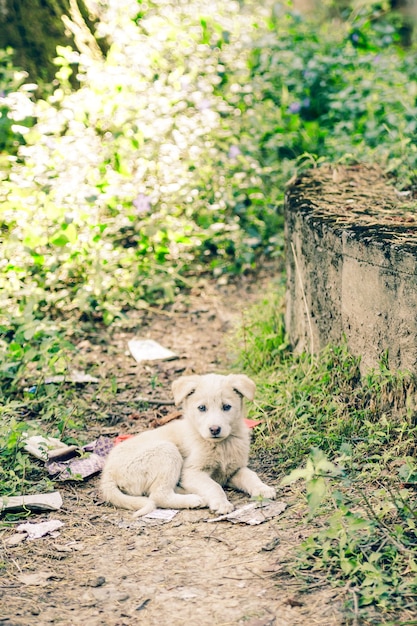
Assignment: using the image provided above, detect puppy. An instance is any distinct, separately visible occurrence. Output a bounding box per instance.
[100,373,276,516]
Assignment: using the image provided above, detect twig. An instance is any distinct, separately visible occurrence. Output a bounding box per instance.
[244,566,274,580]
[203,535,236,550]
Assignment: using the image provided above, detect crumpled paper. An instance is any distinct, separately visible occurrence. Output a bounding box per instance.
[46,436,114,480]
[16,519,64,540]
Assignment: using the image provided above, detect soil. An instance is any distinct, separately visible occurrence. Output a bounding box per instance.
[0,269,347,626]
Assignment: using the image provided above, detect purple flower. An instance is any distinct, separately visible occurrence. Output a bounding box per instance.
[288,102,301,114]
[228,145,241,159]
[133,193,151,214]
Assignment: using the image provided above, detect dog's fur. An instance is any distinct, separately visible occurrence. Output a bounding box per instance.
[100,373,276,516]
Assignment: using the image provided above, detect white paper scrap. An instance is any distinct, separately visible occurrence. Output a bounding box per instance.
[0,491,63,513]
[207,500,287,525]
[45,370,99,384]
[128,339,177,363]
[23,435,75,461]
[17,519,64,540]
[142,508,179,522]
[113,508,179,529]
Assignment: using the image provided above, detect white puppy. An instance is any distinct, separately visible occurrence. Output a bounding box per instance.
[100,373,276,516]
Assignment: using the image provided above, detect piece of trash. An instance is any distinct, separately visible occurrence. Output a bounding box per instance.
[128,339,178,363]
[395,188,412,198]
[244,419,262,429]
[207,500,287,525]
[23,435,78,462]
[113,434,135,446]
[83,436,114,457]
[44,370,99,384]
[17,570,57,586]
[16,519,64,540]
[47,453,106,480]
[111,508,179,529]
[0,491,63,514]
[142,508,179,523]
[46,436,114,480]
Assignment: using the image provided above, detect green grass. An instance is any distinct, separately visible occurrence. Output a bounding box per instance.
[234,288,417,622]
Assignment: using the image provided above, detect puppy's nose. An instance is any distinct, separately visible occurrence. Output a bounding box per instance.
[209,425,221,437]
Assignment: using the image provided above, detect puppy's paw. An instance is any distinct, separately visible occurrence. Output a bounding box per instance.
[210,500,234,515]
[254,485,276,500]
[185,494,205,509]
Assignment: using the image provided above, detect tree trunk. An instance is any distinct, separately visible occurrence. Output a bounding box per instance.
[0,0,108,83]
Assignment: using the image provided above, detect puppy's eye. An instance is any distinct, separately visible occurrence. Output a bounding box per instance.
[222,404,232,412]
[198,405,207,412]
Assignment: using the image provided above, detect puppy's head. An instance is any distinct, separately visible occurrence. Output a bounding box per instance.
[172,373,255,441]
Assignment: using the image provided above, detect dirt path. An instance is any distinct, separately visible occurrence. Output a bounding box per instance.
[1,272,345,626]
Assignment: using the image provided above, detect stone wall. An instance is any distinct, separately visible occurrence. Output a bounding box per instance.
[285,165,417,373]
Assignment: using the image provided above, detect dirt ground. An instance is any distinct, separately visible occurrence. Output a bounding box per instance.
[0,270,348,626]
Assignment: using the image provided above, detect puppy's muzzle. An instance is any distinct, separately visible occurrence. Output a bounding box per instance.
[209,425,222,437]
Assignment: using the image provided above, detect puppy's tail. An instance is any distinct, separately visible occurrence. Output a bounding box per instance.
[100,472,155,517]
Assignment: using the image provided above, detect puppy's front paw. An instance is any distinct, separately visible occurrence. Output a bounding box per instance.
[186,494,205,509]
[211,500,234,515]
[254,485,276,500]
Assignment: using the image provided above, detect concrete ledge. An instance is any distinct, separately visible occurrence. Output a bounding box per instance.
[285,165,417,373]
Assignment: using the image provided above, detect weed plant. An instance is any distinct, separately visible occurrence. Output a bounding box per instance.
[1,1,417,327]
[236,288,417,621]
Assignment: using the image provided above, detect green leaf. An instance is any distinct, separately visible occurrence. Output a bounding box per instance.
[50,233,69,246]
[306,476,327,514]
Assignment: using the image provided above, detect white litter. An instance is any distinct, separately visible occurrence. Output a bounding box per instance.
[45,370,99,384]
[16,519,64,540]
[23,435,77,461]
[113,508,179,529]
[128,339,177,363]
[142,508,179,522]
[0,491,63,513]
[207,500,287,525]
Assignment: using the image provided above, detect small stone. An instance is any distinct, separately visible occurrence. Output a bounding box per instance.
[89,576,106,587]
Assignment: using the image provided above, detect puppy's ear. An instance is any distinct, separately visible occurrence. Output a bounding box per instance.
[227,374,256,401]
[172,375,201,405]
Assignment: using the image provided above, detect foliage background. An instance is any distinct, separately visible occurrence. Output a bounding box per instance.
[2,0,417,333]
[1,0,417,620]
